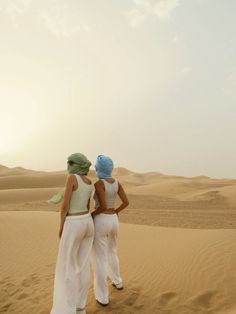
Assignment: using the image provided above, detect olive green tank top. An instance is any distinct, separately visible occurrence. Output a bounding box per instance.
[68,174,93,213]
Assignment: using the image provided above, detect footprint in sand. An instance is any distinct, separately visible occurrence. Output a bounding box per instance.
[16,292,29,300]
[0,281,17,300]
[190,290,218,311]
[21,274,40,287]
[156,292,178,309]
[32,295,43,303]
[21,278,32,288]
[5,282,15,288]
[124,288,141,306]
[0,302,11,312]
[9,287,21,296]
[133,303,144,311]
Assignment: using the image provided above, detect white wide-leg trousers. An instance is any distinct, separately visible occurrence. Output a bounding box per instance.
[91,214,122,304]
[51,214,94,314]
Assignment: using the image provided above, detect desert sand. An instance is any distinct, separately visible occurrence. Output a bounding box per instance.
[0,165,236,313]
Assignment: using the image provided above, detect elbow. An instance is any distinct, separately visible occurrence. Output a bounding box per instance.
[124,200,129,207]
[61,208,68,214]
[61,203,69,213]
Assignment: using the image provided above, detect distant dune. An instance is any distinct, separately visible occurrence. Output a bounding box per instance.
[0,165,46,177]
[0,164,236,228]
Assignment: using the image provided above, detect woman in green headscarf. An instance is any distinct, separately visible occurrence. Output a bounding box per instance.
[50,153,94,314]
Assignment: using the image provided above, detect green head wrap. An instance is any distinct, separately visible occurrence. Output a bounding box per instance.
[67,153,91,175]
[48,153,91,204]
[48,189,64,204]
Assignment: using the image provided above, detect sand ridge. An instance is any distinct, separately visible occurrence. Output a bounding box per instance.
[1,165,235,229]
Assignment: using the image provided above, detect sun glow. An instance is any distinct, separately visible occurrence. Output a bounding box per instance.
[0,86,40,154]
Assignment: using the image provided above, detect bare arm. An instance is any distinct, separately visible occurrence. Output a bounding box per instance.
[92,180,108,217]
[59,175,74,238]
[115,182,129,214]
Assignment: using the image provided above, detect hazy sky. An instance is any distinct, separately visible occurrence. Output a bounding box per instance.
[0,0,235,178]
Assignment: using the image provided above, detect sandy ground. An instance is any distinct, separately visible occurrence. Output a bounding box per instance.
[0,165,236,313]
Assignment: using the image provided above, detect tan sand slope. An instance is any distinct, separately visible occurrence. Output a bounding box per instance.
[1,165,236,228]
[0,173,66,190]
[0,211,235,314]
[1,165,235,200]
[0,166,133,190]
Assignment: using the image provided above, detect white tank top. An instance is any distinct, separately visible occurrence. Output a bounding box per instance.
[68,174,93,213]
[94,179,119,209]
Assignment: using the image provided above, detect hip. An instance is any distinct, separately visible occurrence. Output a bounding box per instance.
[63,213,94,237]
[93,213,119,226]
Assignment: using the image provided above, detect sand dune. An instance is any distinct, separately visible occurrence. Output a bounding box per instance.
[218,185,236,207]
[0,173,66,190]
[1,165,235,228]
[1,165,236,313]
[0,188,59,205]
[0,165,46,177]
[0,211,235,314]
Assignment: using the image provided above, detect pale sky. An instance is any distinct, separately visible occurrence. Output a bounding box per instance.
[0,0,236,178]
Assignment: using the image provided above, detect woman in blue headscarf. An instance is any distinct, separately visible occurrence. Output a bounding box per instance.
[50,153,94,314]
[91,155,129,306]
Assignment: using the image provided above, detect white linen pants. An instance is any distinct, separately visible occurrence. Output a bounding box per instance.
[50,214,94,314]
[91,214,122,304]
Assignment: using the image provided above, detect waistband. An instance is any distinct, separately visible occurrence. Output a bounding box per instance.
[95,213,118,217]
[65,213,91,220]
[68,210,89,216]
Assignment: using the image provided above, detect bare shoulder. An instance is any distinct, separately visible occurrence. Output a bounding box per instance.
[94,179,105,190]
[66,174,77,185]
[94,179,103,186]
[67,174,76,181]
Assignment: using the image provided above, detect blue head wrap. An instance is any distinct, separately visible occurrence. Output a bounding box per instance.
[95,155,114,179]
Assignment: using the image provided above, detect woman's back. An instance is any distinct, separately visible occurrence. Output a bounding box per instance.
[69,174,92,213]
[94,178,118,209]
